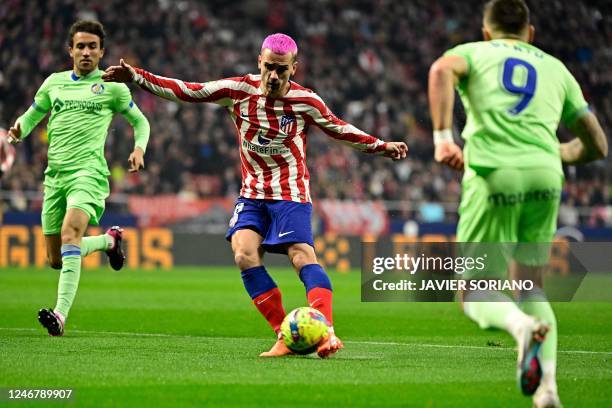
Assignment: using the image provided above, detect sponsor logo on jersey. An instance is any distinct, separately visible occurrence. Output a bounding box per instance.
[52,98,102,113]
[257,131,272,146]
[91,83,105,95]
[52,98,65,112]
[242,138,290,155]
[280,114,296,134]
[488,188,560,206]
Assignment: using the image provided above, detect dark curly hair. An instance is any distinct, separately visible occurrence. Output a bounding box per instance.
[68,20,106,49]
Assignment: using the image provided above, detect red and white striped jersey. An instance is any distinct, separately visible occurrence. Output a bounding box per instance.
[132,69,387,203]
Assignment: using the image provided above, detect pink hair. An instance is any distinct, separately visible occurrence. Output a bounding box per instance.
[261,33,298,55]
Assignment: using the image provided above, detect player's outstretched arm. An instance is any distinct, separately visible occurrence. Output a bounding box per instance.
[103,59,232,105]
[306,96,407,160]
[560,112,608,165]
[102,59,135,83]
[428,55,468,171]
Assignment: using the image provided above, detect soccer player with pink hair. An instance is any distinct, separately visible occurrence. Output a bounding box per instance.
[103,33,407,358]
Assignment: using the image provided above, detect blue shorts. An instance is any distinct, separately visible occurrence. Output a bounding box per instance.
[225,198,314,254]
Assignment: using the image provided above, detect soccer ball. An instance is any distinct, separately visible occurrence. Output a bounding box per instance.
[280,307,330,355]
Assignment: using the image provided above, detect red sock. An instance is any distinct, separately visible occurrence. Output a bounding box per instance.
[307,287,333,325]
[253,287,286,333]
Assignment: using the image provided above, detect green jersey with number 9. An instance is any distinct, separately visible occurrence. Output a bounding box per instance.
[444,40,589,174]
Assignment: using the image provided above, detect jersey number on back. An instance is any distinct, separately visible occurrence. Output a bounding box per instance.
[501,58,537,115]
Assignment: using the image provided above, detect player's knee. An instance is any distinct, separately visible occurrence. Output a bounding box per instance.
[233,249,260,270]
[290,253,309,270]
[288,245,317,271]
[61,227,81,245]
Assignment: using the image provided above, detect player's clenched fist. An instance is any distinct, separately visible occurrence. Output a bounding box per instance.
[384,142,408,161]
[434,141,463,170]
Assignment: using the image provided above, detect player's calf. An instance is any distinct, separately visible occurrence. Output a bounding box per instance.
[49,260,62,270]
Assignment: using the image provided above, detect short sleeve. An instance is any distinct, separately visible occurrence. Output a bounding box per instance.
[443,43,474,76]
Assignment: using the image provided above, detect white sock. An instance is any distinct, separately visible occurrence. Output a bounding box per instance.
[53,310,66,324]
[105,233,115,249]
[505,309,534,342]
[540,360,558,392]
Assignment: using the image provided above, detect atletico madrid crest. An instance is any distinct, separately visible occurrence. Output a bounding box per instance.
[280,115,296,134]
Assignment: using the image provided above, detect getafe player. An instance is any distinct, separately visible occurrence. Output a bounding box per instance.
[103,33,407,358]
[428,0,607,406]
[7,21,150,336]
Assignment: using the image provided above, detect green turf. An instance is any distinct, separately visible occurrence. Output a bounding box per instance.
[0,267,611,407]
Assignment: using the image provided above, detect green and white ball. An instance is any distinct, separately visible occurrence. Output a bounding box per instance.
[280,307,330,355]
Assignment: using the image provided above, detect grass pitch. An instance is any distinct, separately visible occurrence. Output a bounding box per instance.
[1,266,611,407]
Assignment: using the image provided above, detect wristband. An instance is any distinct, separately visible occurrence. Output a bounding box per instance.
[433,129,454,145]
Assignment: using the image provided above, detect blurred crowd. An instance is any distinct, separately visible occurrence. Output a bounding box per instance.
[1,0,610,225]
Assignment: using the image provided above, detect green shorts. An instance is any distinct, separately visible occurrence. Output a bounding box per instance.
[41,168,110,235]
[457,166,563,278]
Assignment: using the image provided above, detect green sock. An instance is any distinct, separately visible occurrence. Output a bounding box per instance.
[81,234,112,256]
[54,245,82,319]
[519,289,557,387]
[463,291,531,340]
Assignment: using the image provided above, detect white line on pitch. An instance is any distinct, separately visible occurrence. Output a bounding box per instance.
[1,327,610,356]
[348,340,612,355]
